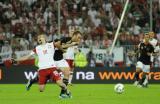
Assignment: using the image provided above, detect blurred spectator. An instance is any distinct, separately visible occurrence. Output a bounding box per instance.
[103,0,112,13]
[1,40,12,53]
[88,7,98,23]
[87,48,96,67]
[75,49,87,67]
[129,23,141,35]
[103,50,114,67]
[19,38,29,50]
[73,15,83,26]
[0,0,159,67]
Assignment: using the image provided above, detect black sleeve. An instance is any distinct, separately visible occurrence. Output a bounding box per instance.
[138,42,142,51]
[149,45,154,53]
[61,37,72,44]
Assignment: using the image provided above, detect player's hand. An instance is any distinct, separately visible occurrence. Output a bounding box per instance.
[147,53,152,56]
[11,58,17,64]
[69,26,75,37]
[72,42,79,46]
[4,58,17,68]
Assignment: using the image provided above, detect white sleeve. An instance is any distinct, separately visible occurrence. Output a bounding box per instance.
[30,48,36,55]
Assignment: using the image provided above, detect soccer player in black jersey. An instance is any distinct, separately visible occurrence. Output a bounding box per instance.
[54,31,82,97]
[134,34,154,87]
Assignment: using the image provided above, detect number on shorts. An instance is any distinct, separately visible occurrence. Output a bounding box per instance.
[53,71,59,76]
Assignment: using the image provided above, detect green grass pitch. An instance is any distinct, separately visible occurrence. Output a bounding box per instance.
[0,84,159,104]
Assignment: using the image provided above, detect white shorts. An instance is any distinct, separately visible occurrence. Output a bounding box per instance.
[136,61,150,73]
[55,59,69,68]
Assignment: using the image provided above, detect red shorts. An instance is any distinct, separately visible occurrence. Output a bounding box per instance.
[38,67,61,85]
[66,59,74,68]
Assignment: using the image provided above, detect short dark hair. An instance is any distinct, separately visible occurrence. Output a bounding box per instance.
[54,39,60,42]
[145,33,149,35]
[73,31,82,36]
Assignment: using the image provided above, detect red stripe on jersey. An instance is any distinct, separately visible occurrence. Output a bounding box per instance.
[33,48,37,54]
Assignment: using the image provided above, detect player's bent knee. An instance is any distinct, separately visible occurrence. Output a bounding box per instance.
[56,80,66,88]
[39,85,45,92]
[62,68,70,75]
[56,79,63,84]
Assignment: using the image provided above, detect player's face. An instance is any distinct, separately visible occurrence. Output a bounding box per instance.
[72,33,82,42]
[69,27,75,37]
[77,33,82,42]
[54,41,61,48]
[37,35,46,45]
[149,32,154,39]
[144,35,150,43]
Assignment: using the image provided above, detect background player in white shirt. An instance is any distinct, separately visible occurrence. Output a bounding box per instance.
[148,32,159,53]
[64,45,78,85]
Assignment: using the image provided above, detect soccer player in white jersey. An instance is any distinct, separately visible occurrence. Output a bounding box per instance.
[148,32,159,53]
[25,31,81,95]
[14,34,71,98]
[64,45,78,85]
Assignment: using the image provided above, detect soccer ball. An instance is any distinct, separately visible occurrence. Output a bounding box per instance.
[114,83,124,94]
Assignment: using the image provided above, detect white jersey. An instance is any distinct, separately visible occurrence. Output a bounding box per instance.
[149,38,158,48]
[64,46,77,60]
[149,38,159,52]
[30,42,56,70]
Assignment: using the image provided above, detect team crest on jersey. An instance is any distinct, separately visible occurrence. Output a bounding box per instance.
[43,50,48,54]
[48,45,52,48]
[141,46,143,49]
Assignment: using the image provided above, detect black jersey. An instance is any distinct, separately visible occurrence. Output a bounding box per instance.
[54,48,64,61]
[138,42,154,65]
[53,37,72,61]
[61,37,72,44]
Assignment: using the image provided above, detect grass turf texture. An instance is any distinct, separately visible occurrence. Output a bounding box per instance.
[0,84,159,104]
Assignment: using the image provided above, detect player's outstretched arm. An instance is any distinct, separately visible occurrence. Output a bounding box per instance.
[61,42,79,49]
[15,54,33,62]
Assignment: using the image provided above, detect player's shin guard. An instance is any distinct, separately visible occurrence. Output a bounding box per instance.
[63,78,69,86]
[26,76,38,91]
[59,84,67,95]
[31,76,39,83]
[143,75,149,86]
[59,84,71,98]
[69,71,73,84]
[135,72,140,81]
[140,74,146,85]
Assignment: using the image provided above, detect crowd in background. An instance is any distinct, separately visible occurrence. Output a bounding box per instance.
[0,0,160,67]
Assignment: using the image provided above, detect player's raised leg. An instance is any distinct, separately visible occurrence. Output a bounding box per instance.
[134,62,142,86]
[38,69,48,92]
[52,69,71,98]
[61,67,70,86]
[26,74,38,91]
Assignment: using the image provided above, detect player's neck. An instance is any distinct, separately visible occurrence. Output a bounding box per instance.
[144,42,149,45]
[39,42,46,46]
[150,38,153,40]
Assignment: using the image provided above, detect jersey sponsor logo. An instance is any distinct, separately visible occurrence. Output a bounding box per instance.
[48,45,52,48]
